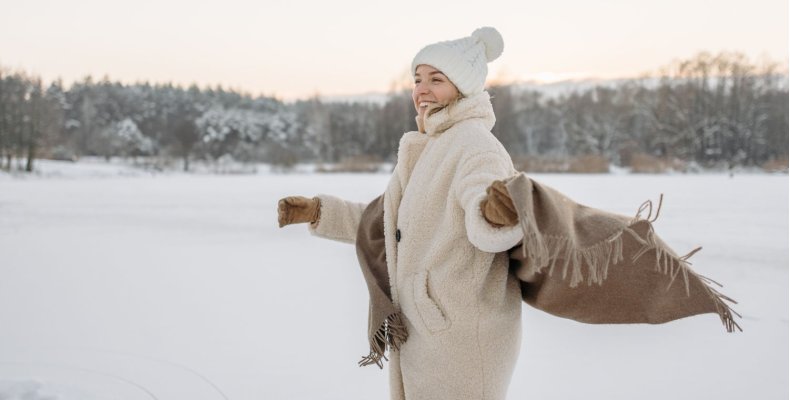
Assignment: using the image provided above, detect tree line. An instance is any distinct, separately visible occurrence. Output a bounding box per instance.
[0,51,786,173]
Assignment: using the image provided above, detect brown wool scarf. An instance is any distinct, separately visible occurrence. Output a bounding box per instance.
[355,173,741,368]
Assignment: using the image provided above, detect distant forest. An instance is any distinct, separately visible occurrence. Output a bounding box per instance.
[0,51,787,173]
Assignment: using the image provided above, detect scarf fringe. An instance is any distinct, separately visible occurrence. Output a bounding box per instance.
[358,312,409,369]
[517,195,742,333]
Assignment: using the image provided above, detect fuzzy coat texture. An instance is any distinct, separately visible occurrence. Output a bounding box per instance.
[349,174,740,400]
[308,91,524,400]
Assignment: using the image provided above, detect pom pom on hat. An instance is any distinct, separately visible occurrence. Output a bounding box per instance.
[471,27,504,62]
[411,27,505,96]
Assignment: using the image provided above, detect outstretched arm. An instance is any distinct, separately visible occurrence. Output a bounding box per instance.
[306,194,368,244]
[278,194,368,244]
[453,151,523,253]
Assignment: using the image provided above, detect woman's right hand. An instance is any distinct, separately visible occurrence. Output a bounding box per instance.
[277,196,321,228]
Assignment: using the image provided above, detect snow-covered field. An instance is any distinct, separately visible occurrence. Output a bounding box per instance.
[0,161,787,400]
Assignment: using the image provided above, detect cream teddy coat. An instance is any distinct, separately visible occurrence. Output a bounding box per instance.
[308,91,524,400]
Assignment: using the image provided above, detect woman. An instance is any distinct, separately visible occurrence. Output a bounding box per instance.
[279,27,525,400]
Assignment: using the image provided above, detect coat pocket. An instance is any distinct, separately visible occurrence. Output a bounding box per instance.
[412,270,451,334]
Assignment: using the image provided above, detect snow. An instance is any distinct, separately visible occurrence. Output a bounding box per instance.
[0,158,149,179]
[0,166,787,400]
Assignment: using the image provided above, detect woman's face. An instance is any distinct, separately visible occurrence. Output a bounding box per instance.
[412,64,460,120]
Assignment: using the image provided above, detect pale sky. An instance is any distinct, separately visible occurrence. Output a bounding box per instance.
[0,0,787,100]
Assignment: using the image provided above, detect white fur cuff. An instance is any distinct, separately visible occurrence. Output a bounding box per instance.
[307,194,362,244]
[464,192,524,253]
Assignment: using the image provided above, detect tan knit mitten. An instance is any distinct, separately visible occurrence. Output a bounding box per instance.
[277,196,321,228]
[480,180,518,227]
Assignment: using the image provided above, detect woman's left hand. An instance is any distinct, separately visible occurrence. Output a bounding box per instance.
[480,180,518,227]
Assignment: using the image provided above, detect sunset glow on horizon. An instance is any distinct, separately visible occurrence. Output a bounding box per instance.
[1,0,786,100]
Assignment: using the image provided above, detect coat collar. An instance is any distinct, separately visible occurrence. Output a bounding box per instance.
[416,91,496,136]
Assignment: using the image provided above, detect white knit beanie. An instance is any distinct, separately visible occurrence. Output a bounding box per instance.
[411,27,504,97]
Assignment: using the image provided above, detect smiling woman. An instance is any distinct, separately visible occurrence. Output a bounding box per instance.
[279,27,530,400]
[275,25,742,400]
[412,65,460,132]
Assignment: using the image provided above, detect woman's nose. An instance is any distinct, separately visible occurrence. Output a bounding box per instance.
[415,81,429,94]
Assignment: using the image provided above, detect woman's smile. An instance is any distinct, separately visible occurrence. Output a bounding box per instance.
[412,64,460,117]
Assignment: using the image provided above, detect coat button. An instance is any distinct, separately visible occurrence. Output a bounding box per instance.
[396,229,401,242]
